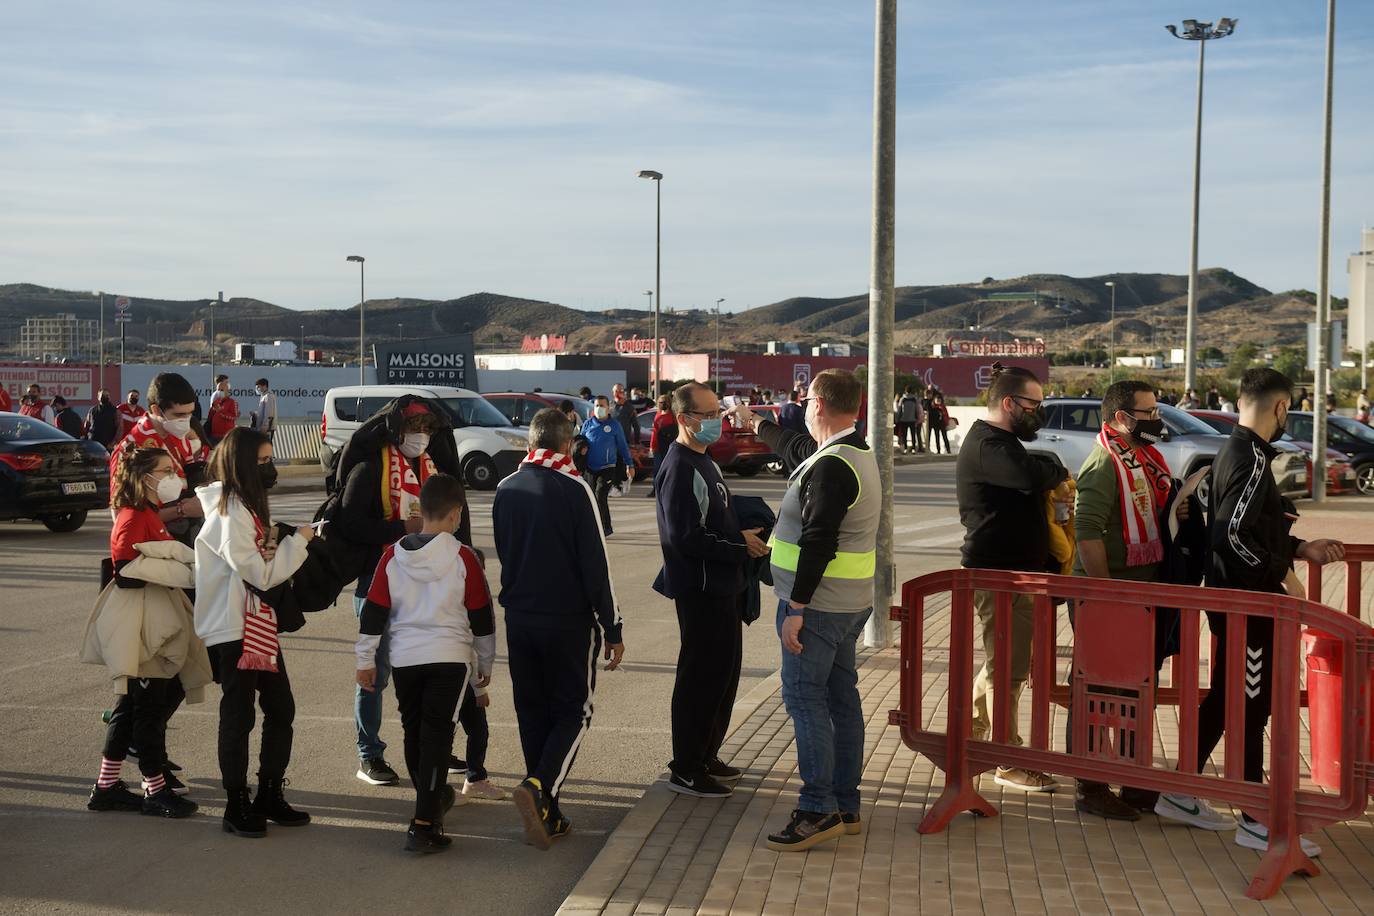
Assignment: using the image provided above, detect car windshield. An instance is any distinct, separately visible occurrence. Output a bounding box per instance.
[441,397,514,428]
[0,415,73,442]
[1159,404,1219,435]
[1329,415,1374,444]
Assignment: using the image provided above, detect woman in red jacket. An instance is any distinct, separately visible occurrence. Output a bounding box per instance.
[648,395,677,496]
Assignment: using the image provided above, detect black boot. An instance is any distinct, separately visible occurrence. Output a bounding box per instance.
[253,777,311,827]
[223,786,268,837]
[405,819,452,854]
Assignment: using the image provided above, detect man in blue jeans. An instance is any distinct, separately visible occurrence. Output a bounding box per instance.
[745,368,880,852]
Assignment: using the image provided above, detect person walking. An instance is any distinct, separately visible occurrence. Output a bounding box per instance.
[1070,380,1205,822]
[85,390,121,449]
[778,389,806,434]
[207,375,240,447]
[250,379,277,439]
[19,384,56,424]
[493,408,625,850]
[955,364,1065,793]
[51,395,83,437]
[611,383,642,446]
[580,395,634,535]
[742,369,879,852]
[1158,369,1344,857]
[118,389,147,439]
[194,427,314,837]
[895,386,924,454]
[335,397,471,787]
[647,394,676,497]
[657,383,769,798]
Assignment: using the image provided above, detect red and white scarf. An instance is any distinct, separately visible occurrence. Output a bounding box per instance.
[521,448,581,477]
[112,415,199,481]
[1097,423,1172,566]
[238,515,280,672]
[381,443,437,522]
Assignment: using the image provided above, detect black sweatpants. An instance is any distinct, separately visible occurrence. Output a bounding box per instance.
[210,641,295,791]
[1196,610,1274,785]
[102,677,179,777]
[589,463,625,534]
[508,623,600,805]
[670,590,744,777]
[393,662,466,823]
[455,682,490,782]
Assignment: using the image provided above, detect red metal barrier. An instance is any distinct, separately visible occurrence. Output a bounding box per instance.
[1305,545,1374,622]
[887,568,1374,900]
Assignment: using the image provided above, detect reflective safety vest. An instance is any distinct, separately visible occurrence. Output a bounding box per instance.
[769,440,881,612]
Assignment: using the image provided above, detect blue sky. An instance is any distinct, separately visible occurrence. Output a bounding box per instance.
[2,1,1371,313]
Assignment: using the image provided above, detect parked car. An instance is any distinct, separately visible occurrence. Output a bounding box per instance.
[0,412,110,532]
[1032,399,1231,503]
[1283,412,1374,495]
[321,386,529,490]
[1189,409,1354,496]
[637,407,776,476]
[483,391,594,427]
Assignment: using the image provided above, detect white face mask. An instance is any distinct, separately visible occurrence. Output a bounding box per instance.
[400,432,430,458]
[594,406,610,420]
[151,474,182,506]
[161,417,192,439]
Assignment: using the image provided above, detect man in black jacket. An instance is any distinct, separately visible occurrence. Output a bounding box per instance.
[335,396,470,787]
[495,408,625,850]
[1157,368,1343,858]
[956,366,1066,793]
[85,389,121,449]
[611,383,642,446]
[656,383,769,798]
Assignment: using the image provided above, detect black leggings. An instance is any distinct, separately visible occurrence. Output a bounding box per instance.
[102,677,180,777]
[210,641,295,791]
[393,662,466,822]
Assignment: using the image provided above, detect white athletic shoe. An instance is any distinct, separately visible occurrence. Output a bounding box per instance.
[462,778,508,801]
[1154,793,1236,831]
[1234,819,1322,858]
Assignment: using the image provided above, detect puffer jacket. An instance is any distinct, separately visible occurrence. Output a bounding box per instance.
[80,540,213,701]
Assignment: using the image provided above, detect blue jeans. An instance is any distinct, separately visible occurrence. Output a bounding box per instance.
[354,594,392,761]
[777,600,872,814]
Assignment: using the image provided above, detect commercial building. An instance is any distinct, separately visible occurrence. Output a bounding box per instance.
[1348,227,1374,358]
[19,314,98,362]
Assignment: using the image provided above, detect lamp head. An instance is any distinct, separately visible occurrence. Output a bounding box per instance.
[637,170,663,181]
[1105,281,1115,287]
[346,255,365,263]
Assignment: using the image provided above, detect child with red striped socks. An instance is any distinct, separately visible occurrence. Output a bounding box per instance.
[194,428,314,837]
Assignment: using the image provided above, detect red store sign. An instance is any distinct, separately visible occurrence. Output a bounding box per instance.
[614,335,668,355]
[521,334,568,353]
[946,336,1046,357]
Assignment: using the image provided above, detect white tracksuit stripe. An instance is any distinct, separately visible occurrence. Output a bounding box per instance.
[1226,442,1267,568]
[551,624,598,798]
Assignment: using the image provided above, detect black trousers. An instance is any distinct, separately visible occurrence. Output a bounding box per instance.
[589,463,625,534]
[929,425,950,453]
[1196,611,1274,784]
[670,590,744,777]
[455,682,490,782]
[210,641,295,791]
[102,677,179,777]
[508,623,600,804]
[393,662,466,823]
[896,421,920,450]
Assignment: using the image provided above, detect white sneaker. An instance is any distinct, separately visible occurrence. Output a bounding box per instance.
[1234,819,1322,858]
[462,778,508,800]
[1154,793,1236,831]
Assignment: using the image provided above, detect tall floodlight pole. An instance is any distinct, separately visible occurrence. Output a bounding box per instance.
[715,298,725,394]
[1105,281,1117,382]
[1313,0,1336,503]
[637,170,663,394]
[97,291,105,390]
[1166,17,1237,394]
[347,255,366,385]
[865,0,896,649]
[210,291,221,388]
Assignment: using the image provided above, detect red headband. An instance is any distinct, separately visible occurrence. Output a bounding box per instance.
[402,402,432,418]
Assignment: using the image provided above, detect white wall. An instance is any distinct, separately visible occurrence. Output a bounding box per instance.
[474,369,625,396]
[121,364,376,420]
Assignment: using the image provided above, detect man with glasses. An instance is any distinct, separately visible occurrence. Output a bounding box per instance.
[955,365,1066,793]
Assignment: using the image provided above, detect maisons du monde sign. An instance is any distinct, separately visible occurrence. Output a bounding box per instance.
[373,333,476,388]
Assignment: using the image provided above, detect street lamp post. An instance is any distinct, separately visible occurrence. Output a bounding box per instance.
[637,170,663,394]
[1312,0,1336,503]
[1166,17,1238,395]
[97,291,104,391]
[210,291,221,387]
[715,298,725,394]
[346,255,366,386]
[1105,281,1117,382]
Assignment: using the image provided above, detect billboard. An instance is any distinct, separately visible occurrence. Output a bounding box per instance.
[373,334,475,389]
[0,363,102,405]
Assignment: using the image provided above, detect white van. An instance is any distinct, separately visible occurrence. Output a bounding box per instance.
[320,385,529,490]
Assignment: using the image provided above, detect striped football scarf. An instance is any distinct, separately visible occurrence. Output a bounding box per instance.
[1097,423,1171,567]
[238,515,280,672]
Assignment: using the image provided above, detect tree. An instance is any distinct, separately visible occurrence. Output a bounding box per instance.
[1227,342,1259,378]
[1200,346,1224,363]
[1272,347,1306,384]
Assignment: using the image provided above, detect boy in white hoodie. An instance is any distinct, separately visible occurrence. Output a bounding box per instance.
[357,473,496,853]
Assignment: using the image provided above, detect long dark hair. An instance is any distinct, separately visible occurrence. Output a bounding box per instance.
[208,427,271,526]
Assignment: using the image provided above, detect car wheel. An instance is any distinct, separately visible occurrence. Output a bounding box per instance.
[766,459,785,475]
[733,464,761,478]
[462,453,499,491]
[41,510,88,533]
[1357,463,1374,496]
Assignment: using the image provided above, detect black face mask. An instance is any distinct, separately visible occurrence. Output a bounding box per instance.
[1271,410,1288,443]
[1011,404,1044,441]
[258,463,279,490]
[1130,417,1166,445]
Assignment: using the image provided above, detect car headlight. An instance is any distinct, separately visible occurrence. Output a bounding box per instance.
[496,428,528,448]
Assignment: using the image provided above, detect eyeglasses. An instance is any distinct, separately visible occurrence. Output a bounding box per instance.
[1011,395,1042,409]
[1128,407,1161,420]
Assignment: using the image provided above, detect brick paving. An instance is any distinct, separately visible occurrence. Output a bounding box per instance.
[558,560,1374,916]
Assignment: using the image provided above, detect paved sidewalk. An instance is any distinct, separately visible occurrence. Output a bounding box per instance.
[558,575,1374,916]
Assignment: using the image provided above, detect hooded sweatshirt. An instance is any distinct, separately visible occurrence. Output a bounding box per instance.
[356,532,496,673]
[193,481,310,648]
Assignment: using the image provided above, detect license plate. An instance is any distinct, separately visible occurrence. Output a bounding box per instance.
[1295,472,1306,484]
[62,481,98,495]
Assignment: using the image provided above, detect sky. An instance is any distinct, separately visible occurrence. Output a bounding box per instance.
[2,1,1372,314]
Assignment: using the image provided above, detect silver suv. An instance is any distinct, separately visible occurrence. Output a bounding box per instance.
[1029,399,1238,504]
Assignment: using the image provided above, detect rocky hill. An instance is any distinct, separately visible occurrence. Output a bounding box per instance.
[0,269,1342,363]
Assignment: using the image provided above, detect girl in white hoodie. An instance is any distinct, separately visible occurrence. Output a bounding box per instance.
[194,427,314,838]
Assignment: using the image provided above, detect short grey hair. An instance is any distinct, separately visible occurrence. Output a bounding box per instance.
[528,408,574,452]
[671,382,705,417]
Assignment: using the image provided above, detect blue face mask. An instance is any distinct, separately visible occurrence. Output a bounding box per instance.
[694,417,723,446]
